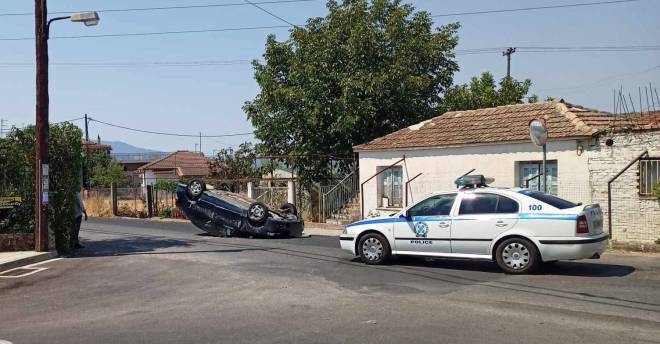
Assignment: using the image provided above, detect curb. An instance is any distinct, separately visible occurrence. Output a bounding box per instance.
[0,251,57,272]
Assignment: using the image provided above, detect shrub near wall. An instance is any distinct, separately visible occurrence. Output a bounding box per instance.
[0,124,82,254]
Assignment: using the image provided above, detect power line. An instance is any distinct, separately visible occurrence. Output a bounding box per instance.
[0,60,254,68]
[244,0,298,27]
[0,25,292,41]
[51,117,86,124]
[89,118,254,138]
[432,0,639,17]
[0,0,315,17]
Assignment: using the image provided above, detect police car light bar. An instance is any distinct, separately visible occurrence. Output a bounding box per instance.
[455,175,493,188]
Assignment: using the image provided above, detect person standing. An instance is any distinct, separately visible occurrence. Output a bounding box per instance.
[72,190,88,249]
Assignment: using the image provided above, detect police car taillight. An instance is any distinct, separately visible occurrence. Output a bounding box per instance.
[576,215,589,234]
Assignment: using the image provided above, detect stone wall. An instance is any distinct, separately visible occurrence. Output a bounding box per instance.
[0,233,35,251]
[587,130,660,244]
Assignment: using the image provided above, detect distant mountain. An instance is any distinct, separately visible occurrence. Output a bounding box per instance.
[102,141,163,154]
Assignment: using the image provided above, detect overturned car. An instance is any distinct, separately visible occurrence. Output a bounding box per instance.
[176,180,304,238]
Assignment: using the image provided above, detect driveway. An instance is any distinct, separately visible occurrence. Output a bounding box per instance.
[1,218,659,344]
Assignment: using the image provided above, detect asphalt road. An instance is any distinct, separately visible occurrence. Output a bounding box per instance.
[1,218,660,344]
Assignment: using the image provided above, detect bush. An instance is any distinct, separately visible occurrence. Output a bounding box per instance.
[0,124,83,254]
[158,208,172,218]
[653,180,660,202]
[154,180,177,193]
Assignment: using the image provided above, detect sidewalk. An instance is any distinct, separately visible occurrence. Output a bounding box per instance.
[0,251,56,272]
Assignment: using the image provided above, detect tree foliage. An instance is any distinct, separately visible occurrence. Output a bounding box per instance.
[88,151,127,188]
[0,124,83,254]
[442,72,533,112]
[244,0,460,184]
[209,142,263,180]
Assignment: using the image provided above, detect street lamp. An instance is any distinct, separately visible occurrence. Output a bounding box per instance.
[34,1,99,252]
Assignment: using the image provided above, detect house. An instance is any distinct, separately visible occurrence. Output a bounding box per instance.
[354,100,660,245]
[137,151,210,187]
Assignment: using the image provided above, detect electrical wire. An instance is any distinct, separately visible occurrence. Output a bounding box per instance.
[244,0,298,27]
[0,60,254,68]
[0,0,315,17]
[432,0,639,17]
[51,117,85,124]
[0,25,292,41]
[89,118,254,138]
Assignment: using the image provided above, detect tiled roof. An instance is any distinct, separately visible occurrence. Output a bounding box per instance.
[354,101,618,152]
[611,112,660,132]
[81,140,112,152]
[138,151,209,177]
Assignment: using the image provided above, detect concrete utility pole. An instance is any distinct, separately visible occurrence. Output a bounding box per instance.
[0,119,7,138]
[502,47,516,78]
[35,0,50,252]
[84,113,90,188]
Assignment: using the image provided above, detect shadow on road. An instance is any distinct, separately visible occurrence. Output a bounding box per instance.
[73,236,193,257]
[388,256,635,278]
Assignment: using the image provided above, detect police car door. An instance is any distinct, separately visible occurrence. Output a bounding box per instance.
[392,193,457,253]
[451,193,519,255]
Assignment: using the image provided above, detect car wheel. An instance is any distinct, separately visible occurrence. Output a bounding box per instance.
[187,180,206,200]
[247,202,269,225]
[495,237,539,274]
[280,203,297,216]
[358,233,391,265]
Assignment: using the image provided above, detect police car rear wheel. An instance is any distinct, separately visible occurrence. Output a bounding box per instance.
[495,238,539,274]
[358,233,390,265]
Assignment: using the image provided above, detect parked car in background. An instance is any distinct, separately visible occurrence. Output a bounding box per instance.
[340,175,607,274]
[176,180,304,238]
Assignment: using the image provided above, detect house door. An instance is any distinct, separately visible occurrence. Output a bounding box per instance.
[519,162,558,195]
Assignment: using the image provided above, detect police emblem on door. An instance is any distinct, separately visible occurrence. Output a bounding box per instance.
[414,222,429,238]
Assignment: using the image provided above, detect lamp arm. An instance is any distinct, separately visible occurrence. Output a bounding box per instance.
[46,16,71,40]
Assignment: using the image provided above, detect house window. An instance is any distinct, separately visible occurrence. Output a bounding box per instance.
[518,161,558,195]
[377,166,403,208]
[640,159,660,196]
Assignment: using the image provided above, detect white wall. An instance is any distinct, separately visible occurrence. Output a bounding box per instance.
[587,131,660,243]
[358,139,592,216]
[141,170,156,188]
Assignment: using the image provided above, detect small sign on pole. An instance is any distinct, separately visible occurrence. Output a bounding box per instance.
[529,120,548,193]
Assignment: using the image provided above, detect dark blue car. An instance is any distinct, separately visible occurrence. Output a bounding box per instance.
[176,180,304,238]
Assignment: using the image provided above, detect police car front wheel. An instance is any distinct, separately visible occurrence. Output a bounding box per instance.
[358,233,391,265]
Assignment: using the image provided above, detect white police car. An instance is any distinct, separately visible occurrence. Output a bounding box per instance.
[339,175,607,274]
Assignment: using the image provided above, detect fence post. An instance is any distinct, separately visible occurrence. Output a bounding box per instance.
[146,185,154,218]
[111,183,118,216]
[287,180,296,204]
[247,181,254,199]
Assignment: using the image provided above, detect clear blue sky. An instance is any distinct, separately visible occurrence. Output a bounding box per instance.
[1,0,658,154]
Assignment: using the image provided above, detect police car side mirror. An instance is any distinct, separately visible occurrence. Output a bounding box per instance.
[400,212,410,218]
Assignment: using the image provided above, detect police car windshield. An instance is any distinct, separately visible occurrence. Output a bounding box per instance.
[519,190,577,209]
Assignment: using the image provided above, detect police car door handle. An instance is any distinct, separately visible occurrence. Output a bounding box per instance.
[438,222,450,228]
[495,221,508,227]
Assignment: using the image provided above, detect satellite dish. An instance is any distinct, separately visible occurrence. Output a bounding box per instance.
[529,119,548,146]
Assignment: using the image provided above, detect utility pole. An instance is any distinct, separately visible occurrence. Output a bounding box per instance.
[502,47,516,78]
[199,132,202,154]
[84,113,90,188]
[35,0,50,252]
[0,119,6,138]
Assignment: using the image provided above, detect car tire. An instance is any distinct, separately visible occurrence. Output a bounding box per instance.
[358,233,391,265]
[495,237,539,274]
[280,203,297,216]
[187,179,206,200]
[247,202,269,226]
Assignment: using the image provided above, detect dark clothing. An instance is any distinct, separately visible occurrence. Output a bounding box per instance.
[72,215,83,248]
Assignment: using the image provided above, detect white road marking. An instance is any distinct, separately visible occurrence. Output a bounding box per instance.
[0,267,49,279]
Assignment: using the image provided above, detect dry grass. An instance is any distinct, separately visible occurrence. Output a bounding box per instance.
[84,196,113,217]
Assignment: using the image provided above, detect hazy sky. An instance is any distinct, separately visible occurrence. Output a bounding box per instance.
[1,0,658,154]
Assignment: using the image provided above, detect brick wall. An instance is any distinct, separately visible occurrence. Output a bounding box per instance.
[587,130,660,244]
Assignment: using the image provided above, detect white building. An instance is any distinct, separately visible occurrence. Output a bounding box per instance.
[354,101,660,245]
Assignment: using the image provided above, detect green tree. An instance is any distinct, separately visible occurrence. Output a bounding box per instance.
[88,151,127,188]
[209,142,263,179]
[442,72,533,111]
[0,124,83,254]
[244,0,460,184]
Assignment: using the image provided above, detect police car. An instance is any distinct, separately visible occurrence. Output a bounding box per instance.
[339,175,607,274]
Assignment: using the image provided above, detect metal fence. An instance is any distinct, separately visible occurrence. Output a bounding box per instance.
[253,186,288,208]
[319,171,359,222]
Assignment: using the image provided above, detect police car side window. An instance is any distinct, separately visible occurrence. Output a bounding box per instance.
[459,194,519,215]
[408,194,456,217]
[496,196,519,213]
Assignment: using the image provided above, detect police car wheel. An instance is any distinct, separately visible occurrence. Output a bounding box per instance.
[358,233,390,265]
[495,238,539,274]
